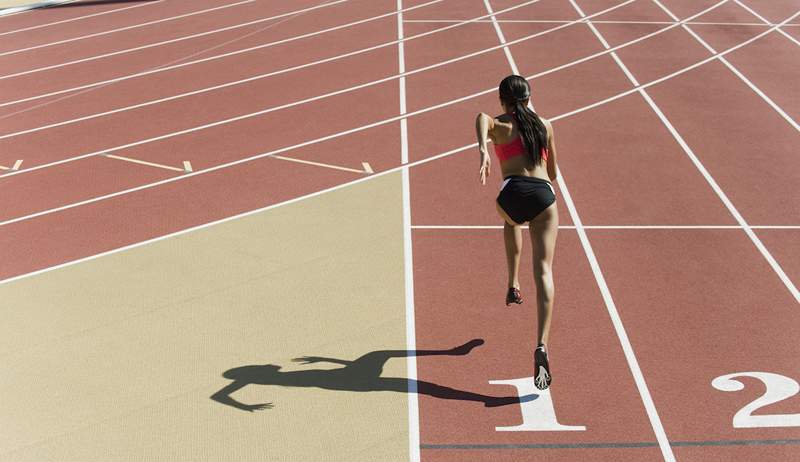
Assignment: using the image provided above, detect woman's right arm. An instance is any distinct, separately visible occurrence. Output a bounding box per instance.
[542,118,558,181]
[475,112,494,185]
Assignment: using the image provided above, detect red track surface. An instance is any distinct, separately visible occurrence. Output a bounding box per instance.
[2,0,798,460]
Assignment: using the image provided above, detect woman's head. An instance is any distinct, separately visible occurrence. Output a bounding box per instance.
[497,75,548,165]
[498,74,530,112]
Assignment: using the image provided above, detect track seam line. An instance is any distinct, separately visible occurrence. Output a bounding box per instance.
[651,0,798,132]
[4,3,793,232]
[571,0,800,302]
[735,0,800,47]
[488,1,674,459]
[0,0,255,57]
[0,0,164,36]
[397,1,420,460]
[0,0,351,83]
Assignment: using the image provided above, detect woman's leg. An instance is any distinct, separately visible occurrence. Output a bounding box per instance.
[504,221,523,289]
[529,202,558,346]
[496,201,523,288]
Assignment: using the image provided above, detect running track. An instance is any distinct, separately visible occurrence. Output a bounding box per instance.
[1,0,798,460]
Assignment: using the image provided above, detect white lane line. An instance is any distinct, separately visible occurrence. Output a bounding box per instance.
[3,3,790,231]
[483,0,520,75]
[182,161,193,173]
[0,0,164,36]
[0,0,350,82]
[412,225,800,229]
[491,2,675,458]
[0,0,442,132]
[572,0,800,302]
[404,19,800,26]
[0,0,74,17]
[735,0,800,47]
[270,155,369,174]
[104,154,187,173]
[652,0,798,132]
[0,0,255,57]
[397,1,419,461]
[361,162,373,174]
[0,0,643,166]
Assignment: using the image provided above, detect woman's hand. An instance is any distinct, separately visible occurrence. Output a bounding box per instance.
[479,147,491,185]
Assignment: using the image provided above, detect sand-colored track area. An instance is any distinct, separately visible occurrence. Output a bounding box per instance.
[1,172,409,461]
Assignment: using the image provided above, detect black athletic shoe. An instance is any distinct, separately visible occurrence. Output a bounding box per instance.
[505,287,523,306]
[534,345,551,390]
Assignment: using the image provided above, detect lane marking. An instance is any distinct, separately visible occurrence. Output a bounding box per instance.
[0,0,164,36]
[735,0,800,47]
[182,161,193,173]
[483,0,519,75]
[0,159,23,170]
[652,0,798,132]
[2,4,793,232]
[271,155,369,174]
[104,154,188,173]
[362,162,373,174]
[397,1,420,461]
[0,0,442,132]
[490,0,673,457]
[0,0,661,167]
[0,0,74,17]
[0,0,256,57]
[573,0,800,308]
[0,0,351,83]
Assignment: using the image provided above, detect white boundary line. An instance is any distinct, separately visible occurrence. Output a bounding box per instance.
[735,0,800,47]
[651,0,798,132]
[0,0,164,36]
[104,153,186,173]
[397,1,420,460]
[0,0,73,17]
[0,0,350,83]
[3,3,793,231]
[0,0,660,168]
[570,0,799,301]
[411,225,800,229]
[0,0,255,56]
[404,19,800,26]
[270,155,369,174]
[489,1,674,459]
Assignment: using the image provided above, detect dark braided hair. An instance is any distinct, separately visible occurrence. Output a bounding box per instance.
[498,75,548,165]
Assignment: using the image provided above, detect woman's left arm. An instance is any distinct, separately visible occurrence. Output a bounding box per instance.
[475,112,494,185]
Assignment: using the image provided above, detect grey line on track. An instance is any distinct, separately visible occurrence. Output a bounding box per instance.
[421,438,800,449]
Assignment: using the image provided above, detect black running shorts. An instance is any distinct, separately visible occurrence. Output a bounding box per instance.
[496,175,556,224]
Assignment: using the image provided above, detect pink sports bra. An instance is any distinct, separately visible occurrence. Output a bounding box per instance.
[494,136,549,163]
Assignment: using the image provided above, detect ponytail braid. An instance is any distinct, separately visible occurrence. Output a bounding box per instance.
[512,100,548,165]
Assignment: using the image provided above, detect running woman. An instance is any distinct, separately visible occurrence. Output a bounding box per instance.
[474,75,559,390]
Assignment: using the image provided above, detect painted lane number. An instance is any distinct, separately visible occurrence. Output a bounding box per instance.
[489,377,585,431]
[712,372,800,428]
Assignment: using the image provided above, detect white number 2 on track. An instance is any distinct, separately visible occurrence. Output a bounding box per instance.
[711,372,800,428]
[489,377,585,431]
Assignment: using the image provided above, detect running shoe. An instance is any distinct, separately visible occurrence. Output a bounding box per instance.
[534,345,551,390]
[505,287,523,305]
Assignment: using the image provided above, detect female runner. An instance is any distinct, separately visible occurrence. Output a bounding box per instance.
[475,75,559,390]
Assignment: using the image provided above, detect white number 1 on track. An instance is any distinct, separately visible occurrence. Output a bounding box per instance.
[712,372,800,428]
[489,377,586,431]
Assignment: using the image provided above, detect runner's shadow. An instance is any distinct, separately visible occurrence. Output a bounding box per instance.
[210,339,537,412]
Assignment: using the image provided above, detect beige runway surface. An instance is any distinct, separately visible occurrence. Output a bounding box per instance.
[1,173,410,461]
